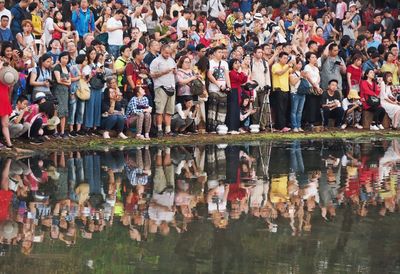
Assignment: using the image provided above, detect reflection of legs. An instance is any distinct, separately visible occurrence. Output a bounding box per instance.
[207,93,218,132]
[136,148,144,170]
[143,147,151,171]
[216,94,227,127]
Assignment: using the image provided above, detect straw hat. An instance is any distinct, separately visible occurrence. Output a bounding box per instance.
[0,65,19,86]
[348,89,361,100]
[47,116,60,131]
[0,220,18,240]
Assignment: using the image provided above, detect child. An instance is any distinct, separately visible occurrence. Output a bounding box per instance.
[240,94,257,133]
[341,89,363,129]
[9,95,30,139]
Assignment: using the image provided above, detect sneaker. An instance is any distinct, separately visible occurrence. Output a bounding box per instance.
[281,127,291,133]
[157,131,164,138]
[103,131,110,139]
[229,130,240,135]
[370,125,379,131]
[293,128,299,133]
[378,124,384,130]
[118,132,128,139]
[91,129,100,136]
[69,131,78,138]
[61,133,69,139]
[30,137,45,145]
[340,124,347,130]
[355,124,363,129]
[298,128,304,132]
[165,131,177,137]
[52,132,60,139]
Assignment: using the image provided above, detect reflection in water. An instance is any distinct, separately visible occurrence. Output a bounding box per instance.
[1,139,400,272]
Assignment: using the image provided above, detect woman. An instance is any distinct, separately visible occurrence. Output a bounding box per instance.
[176,56,200,103]
[0,61,14,150]
[381,52,400,86]
[52,11,68,41]
[241,54,252,79]
[101,77,127,139]
[53,51,71,139]
[30,53,53,100]
[289,57,306,132]
[310,26,326,47]
[228,58,248,133]
[322,14,339,41]
[68,54,87,137]
[83,47,103,135]
[380,72,400,129]
[303,52,323,129]
[346,54,362,92]
[171,96,199,134]
[194,56,209,132]
[197,21,210,47]
[95,7,112,34]
[16,20,37,54]
[126,86,152,140]
[360,69,386,131]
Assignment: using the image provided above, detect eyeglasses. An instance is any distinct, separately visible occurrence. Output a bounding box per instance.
[183,60,191,63]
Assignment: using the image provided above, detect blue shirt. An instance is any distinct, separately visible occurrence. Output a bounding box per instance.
[10,4,30,36]
[367,40,380,50]
[0,28,13,42]
[72,8,95,38]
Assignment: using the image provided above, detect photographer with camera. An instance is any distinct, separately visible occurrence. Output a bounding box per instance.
[250,46,272,132]
[206,46,231,133]
[320,42,347,96]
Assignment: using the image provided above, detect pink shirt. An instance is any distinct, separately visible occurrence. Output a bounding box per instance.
[336,2,347,20]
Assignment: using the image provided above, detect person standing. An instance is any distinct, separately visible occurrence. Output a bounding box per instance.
[107,10,124,59]
[0,61,14,150]
[150,44,177,137]
[0,0,11,28]
[271,52,292,132]
[10,0,30,37]
[72,0,95,41]
[320,43,346,96]
[0,15,12,42]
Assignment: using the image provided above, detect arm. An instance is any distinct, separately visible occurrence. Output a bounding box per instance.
[30,70,48,87]
[53,23,68,34]
[272,64,291,76]
[16,33,27,48]
[177,71,197,85]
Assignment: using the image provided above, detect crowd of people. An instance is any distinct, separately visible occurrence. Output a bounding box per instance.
[1,139,400,255]
[0,0,400,149]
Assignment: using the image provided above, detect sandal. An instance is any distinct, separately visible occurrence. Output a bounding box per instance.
[136,134,145,140]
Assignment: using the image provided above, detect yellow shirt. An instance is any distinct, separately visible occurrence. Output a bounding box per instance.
[115,57,127,87]
[272,63,290,92]
[31,13,42,37]
[381,63,399,86]
[270,175,289,203]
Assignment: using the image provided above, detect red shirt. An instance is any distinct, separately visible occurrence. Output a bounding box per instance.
[360,79,380,110]
[0,190,13,221]
[347,64,362,87]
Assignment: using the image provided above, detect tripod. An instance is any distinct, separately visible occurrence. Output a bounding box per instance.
[259,90,273,132]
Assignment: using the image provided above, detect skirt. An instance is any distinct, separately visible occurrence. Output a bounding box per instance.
[0,82,12,116]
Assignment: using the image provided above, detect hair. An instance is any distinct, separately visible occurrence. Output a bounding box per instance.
[59,51,71,64]
[21,19,33,28]
[161,44,171,52]
[228,58,240,70]
[0,41,12,57]
[383,71,393,85]
[195,56,208,73]
[39,53,52,67]
[39,101,55,118]
[363,69,374,80]
[308,40,317,48]
[389,43,398,51]
[17,95,28,103]
[340,35,351,48]
[119,45,129,55]
[384,51,394,62]
[131,48,142,58]
[278,52,288,58]
[328,79,339,85]
[163,15,172,21]
[75,54,87,65]
[351,53,362,64]
[85,46,97,63]
[106,76,117,86]
[172,10,179,18]
[328,43,338,51]
[177,55,190,68]
[115,9,124,15]
[28,2,38,12]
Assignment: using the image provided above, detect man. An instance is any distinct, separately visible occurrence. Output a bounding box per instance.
[215,12,228,35]
[0,0,11,28]
[362,51,381,74]
[72,0,95,39]
[10,0,30,36]
[348,2,361,38]
[307,40,319,54]
[154,16,173,44]
[230,23,245,46]
[150,44,177,137]
[170,0,184,18]
[67,41,78,64]
[9,95,30,139]
[271,52,292,132]
[251,46,271,131]
[382,8,395,37]
[321,79,344,128]
[389,44,399,62]
[0,15,12,42]
[115,45,131,89]
[206,46,231,132]
[284,11,296,42]
[107,9,124,59]
[78,33,95,55]
[176,9,190,39]
[144,40,160,66]
[29,2,42,40]
[226,8,240,35]
[365,28,380,50]
[320,43,346,95]
[205,18,219,41]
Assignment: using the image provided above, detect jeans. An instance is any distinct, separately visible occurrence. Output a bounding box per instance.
[68,96,85,125]
[289,141,304,174]
[101,114,125,133]
[290,93,306,129]
[108,45,121,59]
[84,88,102,128]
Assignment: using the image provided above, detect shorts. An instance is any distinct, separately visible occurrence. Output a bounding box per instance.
[154,87,175,115]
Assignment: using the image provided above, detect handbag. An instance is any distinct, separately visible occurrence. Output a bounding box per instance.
[160,85,175,96]
[190,79,204,96]
[76,78,91,101]
[367,95,380,107]
[297,77,313,95]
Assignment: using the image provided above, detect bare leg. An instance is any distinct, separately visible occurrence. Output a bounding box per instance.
[1,115,12,146]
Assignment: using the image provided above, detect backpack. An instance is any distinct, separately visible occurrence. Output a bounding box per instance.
[25,67,41,95]
[117,57,128,88]
[250,57,268,74]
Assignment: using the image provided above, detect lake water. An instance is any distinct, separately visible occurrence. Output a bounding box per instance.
[1,139,400,274]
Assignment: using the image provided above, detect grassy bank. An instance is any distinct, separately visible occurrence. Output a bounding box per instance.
[2,129,400,155]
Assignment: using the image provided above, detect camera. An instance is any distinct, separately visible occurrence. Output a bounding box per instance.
[263,85,271,93]
[241,81,259,91]
[178,39,186,49]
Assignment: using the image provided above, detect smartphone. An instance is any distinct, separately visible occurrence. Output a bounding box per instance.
[334,61,341,65]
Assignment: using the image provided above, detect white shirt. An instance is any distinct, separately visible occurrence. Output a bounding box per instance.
[107,17,123,46]
[176,16,189,39]
[131,16,147,33]
[0,8,11,28]
[208,59,229,93]
[43,17,54,47]
[303,64,320,87]
[155,7,164,19]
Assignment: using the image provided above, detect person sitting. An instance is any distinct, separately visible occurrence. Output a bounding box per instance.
[126,86,152,140]
[240,94,257,133]
[9,95,30,139]
[171,96,199,135]
[321,79,344,128]
[360,69,386,131]
[379,72,400,129]
[101,77,128,139]
[341,89,363,129]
